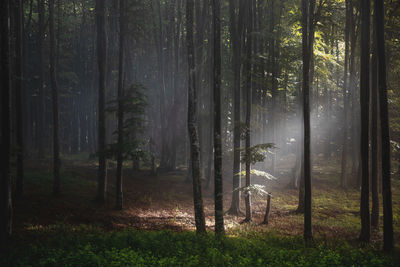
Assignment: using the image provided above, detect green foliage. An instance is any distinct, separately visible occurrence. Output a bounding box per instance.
[236,184,271,198]
[1,225,398,266]
[240,143,276,165]
[105,83,148,162]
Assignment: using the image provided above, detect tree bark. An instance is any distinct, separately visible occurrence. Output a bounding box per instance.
[370,33,379,229]
[115,0,126,210]
[244,1,253,223]
[341,0,350,188]
[302,0,314,242]
[227,0,245,216]
[212,0,224,235]
[96,0,108,203]
[49,0,61,195]
[359,0,370,243]
[14,0,24,199]
[375,0,394,251]
[37,0,46,156]
[262,194,271,225]
[0,0,13,243]
[187,0,206,235]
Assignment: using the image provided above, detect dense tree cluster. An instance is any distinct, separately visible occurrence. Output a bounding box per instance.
[1,0,399,252]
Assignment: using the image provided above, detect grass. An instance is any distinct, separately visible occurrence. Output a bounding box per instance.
[1,225,399,267]
[7,154,400,265]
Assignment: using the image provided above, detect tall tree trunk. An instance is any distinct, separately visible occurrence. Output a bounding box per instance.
[302,0,314,242]
[0,0,13,243]
[359,0,370,243]
[269,0,277,174]
[213,0,224,235]
[14,0,24,198]
[37,0,46,156]
[96,0,108,203]
[375,0,394,251]
[244,2,253,223]
[115,0,125,210]
[370,29,379,229]
[341,0,350,188]
[227,0,244,216]
[49,0,61,195]
[187,0,206,235]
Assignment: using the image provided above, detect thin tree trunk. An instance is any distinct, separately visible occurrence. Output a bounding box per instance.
[0,0,13,243]
[302,0,313,242]
[49,0,61,195]
[15,0,24,199]
[341,0,350,188]
[96,0,108,203]
[262,194,271,224]
[187,0,206,234]
[244,1,253,223]
[115,0,126,210]
[213,0,224,235]
[375,0,394,251]
[359,0,370,243]
[37,0,46,156]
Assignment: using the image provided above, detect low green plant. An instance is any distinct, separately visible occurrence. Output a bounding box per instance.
[1,225,398,266]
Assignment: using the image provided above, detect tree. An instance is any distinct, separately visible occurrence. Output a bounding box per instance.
[37,0,46,156]
[244,1,253,223]
[370,28,379,229]
[14,0,24,198]
[187,0,206,235]
[302,0,314,242]
[340,0,350,188]
[116,0,126,210]
[227,0,244,216]
[0,0,13,243]
[96,0,108,203]
[213,0,224,235]
[359,0,371,243]
[49,0,61,195]
[375,0,394,251]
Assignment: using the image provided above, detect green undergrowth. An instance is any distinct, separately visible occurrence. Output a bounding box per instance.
[1,224,398,267]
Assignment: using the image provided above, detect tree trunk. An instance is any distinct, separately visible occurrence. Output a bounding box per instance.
[0,0,13,243]
[49,0,61,195]
[96,0,108,203]
[341,0,350,188]
[262,194,271,225]
[227,0,244,216]
[212,0,224,235]
[302,0,314,242]
[359,0,370,243]
[14,0,24,199]
[37,0,46,157]
[370,31,379,229]
[187,0,206,235]
[115,0,126,210]
[244,1,253,223]
[375,0,394,251]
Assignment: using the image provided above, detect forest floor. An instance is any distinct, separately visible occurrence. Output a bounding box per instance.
[3,153,400,266]
[12,153,400,248]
